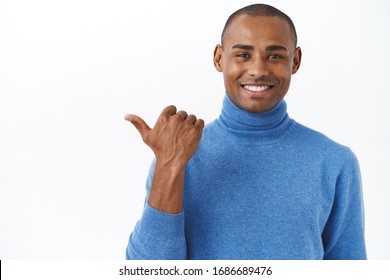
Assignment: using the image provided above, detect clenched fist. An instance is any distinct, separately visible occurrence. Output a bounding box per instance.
[125,106,204,214]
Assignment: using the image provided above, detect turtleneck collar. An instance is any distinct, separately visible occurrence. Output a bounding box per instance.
[218,94,290,132]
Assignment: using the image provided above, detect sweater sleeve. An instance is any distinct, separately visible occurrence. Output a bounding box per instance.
[125,160,187,260]
[322,149,367,259]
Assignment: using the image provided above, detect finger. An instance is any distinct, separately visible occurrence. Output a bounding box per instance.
[124,114,152,138]
[185,114,197,124]
[176,110,188,120]
[194,118,205,129]
[160,105,177,118]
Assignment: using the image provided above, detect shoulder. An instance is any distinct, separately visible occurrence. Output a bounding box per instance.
[197,119,226,145]
[288,119,357,164]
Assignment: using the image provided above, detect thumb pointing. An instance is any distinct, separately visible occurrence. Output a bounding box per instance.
[124,114,152,139]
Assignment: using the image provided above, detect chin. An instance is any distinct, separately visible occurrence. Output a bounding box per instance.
[242,104,267,114]
[241,100,270,114]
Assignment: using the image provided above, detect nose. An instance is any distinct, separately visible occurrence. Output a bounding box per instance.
[248,58,269,78]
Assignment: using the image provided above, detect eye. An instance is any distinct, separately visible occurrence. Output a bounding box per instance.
[268,54,283,60]
[236,53,251,59]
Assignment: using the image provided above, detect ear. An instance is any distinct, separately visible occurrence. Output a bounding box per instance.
[292,47,302,74]
[213,44,223,72]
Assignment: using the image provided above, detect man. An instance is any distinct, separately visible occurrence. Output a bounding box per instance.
[124,4,367,259]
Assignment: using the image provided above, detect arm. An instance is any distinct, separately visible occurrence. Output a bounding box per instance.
[124,106,204,259]
[126,159,188,259]
[322,149,367,260]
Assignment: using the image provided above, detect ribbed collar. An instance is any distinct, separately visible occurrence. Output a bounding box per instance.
[218,94,289,132]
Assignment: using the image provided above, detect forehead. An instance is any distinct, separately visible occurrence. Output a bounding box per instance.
[224,15,294,48]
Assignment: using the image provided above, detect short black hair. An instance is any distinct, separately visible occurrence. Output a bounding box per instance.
[221,4,297,47]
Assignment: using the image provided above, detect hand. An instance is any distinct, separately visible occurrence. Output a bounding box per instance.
[124,106,205,213]
[124,105,204,167]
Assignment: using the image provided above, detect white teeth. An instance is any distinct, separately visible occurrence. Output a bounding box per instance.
[244,85,270,92]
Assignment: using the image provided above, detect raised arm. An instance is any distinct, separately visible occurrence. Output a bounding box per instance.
[125,105,204,259]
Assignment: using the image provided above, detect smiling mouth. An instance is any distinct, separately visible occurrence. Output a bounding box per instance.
[242,85,272,92]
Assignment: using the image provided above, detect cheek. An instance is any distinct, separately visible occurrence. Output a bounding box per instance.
[223,60,242,84]
[275,65,292,84]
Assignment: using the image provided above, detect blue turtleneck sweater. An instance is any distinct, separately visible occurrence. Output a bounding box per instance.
[126,95,366,260]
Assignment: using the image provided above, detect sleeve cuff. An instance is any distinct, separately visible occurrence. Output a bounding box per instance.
[138,202,185,238]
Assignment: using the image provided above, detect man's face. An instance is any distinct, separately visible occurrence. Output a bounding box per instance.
[214,15,302,114]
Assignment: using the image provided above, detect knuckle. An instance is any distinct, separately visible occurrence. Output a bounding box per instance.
[172,114,183,121]
[166,105,176,111]
[187,114,196,120]
[177,110,187,115]
[161,105,177,117]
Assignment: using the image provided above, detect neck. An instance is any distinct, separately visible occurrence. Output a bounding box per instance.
[219,94,289,132]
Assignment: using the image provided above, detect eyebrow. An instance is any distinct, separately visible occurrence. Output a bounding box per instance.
[231,44,254,51]
[231,44,288,52]
[265,45,288,52]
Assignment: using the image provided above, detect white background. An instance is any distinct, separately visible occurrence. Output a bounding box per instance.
[0,0,389,259]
